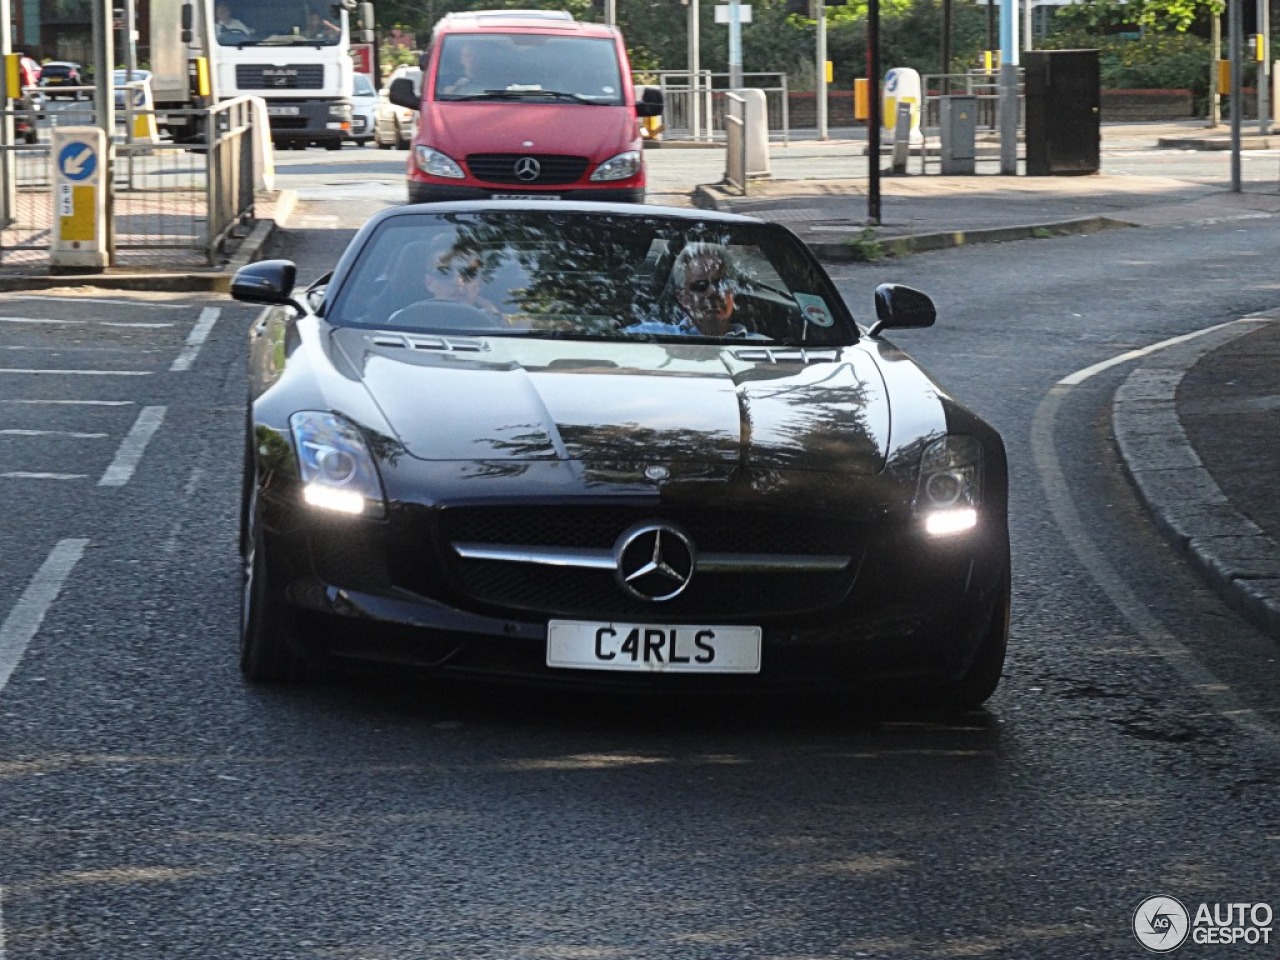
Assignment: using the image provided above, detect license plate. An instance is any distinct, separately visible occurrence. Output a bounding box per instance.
[547,620,762,674]
[267,106,300,116]
[492,193,560,200]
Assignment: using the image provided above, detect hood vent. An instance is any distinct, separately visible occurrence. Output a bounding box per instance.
[733,348,840,364]
[370,334,489,353]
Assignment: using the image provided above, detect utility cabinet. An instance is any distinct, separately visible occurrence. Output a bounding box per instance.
[1024,49,1101,176]
[938,95,977,175]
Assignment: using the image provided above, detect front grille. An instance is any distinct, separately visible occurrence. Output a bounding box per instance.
[236,64,325,90]
[465,153,588,186]
[383,505,863,620]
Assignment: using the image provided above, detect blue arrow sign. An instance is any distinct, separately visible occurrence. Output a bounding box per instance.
[57,142,97,182]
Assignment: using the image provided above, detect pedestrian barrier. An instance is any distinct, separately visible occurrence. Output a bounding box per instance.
[636,71,790,144]
[0,95,265,268]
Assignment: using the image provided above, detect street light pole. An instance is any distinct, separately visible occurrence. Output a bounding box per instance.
[1258,0,1270,134]
[866,0,880,223]
[688,0,701,140]
[1230,0,1242,189]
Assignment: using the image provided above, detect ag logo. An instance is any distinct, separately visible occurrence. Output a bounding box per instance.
[1134,896,1190,953]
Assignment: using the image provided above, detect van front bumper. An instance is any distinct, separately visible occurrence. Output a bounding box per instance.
[407,182,645,205]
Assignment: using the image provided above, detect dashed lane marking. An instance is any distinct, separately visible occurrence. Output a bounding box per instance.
[98,406,166,487]
[170,307,220,372]
[0,538,88,695]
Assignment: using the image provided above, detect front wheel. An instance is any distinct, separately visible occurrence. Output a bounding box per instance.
[240,493,299,683]
[930,566,1010,712]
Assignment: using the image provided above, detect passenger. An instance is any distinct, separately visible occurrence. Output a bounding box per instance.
[627,242,763,338]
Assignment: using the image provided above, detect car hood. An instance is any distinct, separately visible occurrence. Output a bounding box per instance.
[420,102,637,160]
[333,330,891,476]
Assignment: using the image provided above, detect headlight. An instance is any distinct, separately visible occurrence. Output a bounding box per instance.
[589,150,642,182]
[916,435,982,536]
[289,411,386,518]
[328,102,352,119]
[414,145,465,179]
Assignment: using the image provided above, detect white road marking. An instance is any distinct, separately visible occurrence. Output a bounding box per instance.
[1,472,89,480]
[0,399,134,406]
[0,429,108,438]
[1058,319,1243,385]
[0,316,83,325]
[102,322,173,329]
[1032,319,1278,745]
[4,294,192,309]
[0,369,151,376]
[99,405,166,487]
[170,307,220,372]
[0,538,88,695]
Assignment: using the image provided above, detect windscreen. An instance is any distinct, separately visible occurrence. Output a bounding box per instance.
[433,33,624,105]
[327,210,857,346]
[215,0,343,46]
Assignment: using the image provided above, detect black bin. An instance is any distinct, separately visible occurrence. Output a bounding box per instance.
[1024,49,1100,176]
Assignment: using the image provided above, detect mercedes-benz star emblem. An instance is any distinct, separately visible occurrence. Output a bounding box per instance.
[513,157,541,182]
[614,522,696,602]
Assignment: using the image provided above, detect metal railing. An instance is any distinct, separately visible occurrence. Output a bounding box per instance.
[724,92,748,195]
[0,94,262,268]
[921,70,1024,132]
[638,71,790,143]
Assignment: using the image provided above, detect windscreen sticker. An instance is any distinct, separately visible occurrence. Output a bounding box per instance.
[794,293,835,328]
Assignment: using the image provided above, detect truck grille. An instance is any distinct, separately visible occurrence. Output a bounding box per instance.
[465,153,589,186]
[236,64,325,90]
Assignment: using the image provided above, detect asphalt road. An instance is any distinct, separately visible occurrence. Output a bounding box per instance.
[2,144,1279,958]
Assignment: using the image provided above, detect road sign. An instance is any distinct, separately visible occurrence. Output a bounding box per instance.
[715,4,753,21]
[57,142,98,182]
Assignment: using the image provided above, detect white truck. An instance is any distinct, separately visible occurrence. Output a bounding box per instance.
[146,0,375,148]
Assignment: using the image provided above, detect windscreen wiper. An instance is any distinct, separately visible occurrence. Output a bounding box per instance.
[452,89,598,103]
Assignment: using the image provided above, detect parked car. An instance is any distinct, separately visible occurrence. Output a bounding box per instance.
[39,61,85,99]
[373,66,419,150]
[348,72,378,145]
[112,69,153,112]
[229,202,1011,710]
[388,10,663,204]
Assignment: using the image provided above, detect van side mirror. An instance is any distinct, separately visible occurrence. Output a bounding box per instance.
[635,85,663,118]
[389,76,419,111]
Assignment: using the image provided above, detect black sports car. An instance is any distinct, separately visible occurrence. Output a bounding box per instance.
[232,202,1010,709]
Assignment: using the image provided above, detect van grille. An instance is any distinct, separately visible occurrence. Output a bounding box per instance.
[465,153,589,186]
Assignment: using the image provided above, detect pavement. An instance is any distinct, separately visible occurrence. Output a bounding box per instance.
[6,120,1277,645]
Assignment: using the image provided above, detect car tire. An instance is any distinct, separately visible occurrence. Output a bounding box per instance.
[931,565,1010,712]
[240,483,299,683]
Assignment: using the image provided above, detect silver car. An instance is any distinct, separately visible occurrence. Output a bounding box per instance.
[349,72,378,145]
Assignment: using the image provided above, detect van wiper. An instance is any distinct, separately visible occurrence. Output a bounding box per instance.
[452,89,597,103]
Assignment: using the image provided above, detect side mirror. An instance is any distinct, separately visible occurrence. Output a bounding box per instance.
[231,259,302,310]
[389,76,419,111]
[635,85,663,118]
[866,283,935,338]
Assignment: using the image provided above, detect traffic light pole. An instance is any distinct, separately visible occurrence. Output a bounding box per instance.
[866,0,880,223]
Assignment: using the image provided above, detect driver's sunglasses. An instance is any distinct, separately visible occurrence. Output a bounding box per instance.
[685,277,729,295]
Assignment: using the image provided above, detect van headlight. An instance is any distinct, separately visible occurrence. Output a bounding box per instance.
[916,436,982,536]
[590,150,642,182]
[290,412,386,518]
[414,145,465,179]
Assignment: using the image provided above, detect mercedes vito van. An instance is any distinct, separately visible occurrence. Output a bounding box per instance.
[389,10,662,203]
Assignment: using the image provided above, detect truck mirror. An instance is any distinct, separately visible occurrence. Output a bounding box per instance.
[358,1,375,31]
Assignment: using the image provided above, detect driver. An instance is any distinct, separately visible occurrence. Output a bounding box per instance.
[215,1,252,36]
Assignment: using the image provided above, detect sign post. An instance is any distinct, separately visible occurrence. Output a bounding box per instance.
[51,127,109,271]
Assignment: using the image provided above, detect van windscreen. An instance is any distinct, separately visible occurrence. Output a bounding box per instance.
[434,34,624,105]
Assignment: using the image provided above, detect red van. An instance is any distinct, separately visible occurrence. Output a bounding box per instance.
[388,10,662,204]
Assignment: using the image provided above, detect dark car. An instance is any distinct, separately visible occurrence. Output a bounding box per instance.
[38,60,85,99]
[231,202,1011,710]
